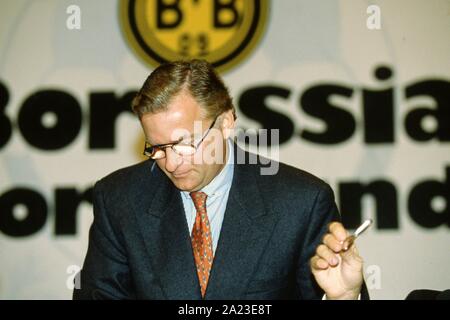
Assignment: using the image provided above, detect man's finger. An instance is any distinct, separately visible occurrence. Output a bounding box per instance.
[329,222,348,242]
[310,256,329,270]
[341,242,362,261]
[316,244,339,266]
[323,233,343,253]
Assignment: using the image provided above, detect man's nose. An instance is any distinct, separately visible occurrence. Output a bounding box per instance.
[164,148,182,173]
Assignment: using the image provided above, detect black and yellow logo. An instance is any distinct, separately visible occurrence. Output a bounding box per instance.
[120,0,269,73]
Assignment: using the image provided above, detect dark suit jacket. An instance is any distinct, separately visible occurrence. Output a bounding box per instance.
[74,145,367,300]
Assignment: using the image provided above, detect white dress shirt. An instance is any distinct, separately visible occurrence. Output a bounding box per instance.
[180,138,234,254]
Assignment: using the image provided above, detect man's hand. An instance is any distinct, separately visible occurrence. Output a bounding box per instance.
[310,222,364,300]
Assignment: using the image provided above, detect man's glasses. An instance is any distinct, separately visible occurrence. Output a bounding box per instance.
[143,116,218,160]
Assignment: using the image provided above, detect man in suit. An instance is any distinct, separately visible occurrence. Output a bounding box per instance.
[73,59,366,300]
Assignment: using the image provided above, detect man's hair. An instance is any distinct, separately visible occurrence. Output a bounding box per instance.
[131,59,236,120]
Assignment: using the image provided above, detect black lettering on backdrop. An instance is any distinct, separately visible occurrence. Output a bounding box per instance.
[405,80,450,142]
[300,84,355,144]
[338,167,450,230]
[0,188,47,237]
[1,172,449,237]
[363,66,395,143]
[18,90,82,150]
[238,66,449,146]
[238,86,294,145]
[89,91,135,149]
[0,81,12,149]
[55,187,93,235]
[1,66,449,149]
[0,186,93,237]
[408,167,449,228]
[339,180,399,229]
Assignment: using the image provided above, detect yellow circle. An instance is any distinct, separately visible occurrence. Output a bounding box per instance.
[120,0,269,73]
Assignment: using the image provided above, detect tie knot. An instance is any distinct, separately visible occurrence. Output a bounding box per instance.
[189,191,207,212]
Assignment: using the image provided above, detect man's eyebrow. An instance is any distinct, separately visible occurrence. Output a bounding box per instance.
[175,132,195,141]
[147,133,194,146]
[145,129,195,146]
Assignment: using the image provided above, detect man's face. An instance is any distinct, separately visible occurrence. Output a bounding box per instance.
[140,91,233,192]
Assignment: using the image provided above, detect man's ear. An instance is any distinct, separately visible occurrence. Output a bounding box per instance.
[220,110,235,139]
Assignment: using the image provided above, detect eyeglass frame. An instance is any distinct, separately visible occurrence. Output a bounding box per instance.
[143,115,219,160]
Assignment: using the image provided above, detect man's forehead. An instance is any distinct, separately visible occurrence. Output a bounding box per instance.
[143,117,201,145]
[144,95,202,123]
[140,95,206,144]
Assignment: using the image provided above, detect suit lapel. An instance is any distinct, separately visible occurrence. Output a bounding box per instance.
[132,163,201,300]
[205,151,279,299]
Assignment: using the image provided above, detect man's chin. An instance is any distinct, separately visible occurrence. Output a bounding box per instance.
[171,176,197,191]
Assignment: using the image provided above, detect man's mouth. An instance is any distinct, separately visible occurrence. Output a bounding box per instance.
[172,170,191,178]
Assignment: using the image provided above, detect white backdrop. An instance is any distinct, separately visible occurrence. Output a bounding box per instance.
[1,0,449,299]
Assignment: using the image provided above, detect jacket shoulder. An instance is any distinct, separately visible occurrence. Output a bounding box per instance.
[95,160,155,195]
[254,158,333,196]
[243,156,336,217]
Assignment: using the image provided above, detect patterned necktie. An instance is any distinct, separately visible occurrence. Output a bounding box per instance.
[189,191,214,298]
